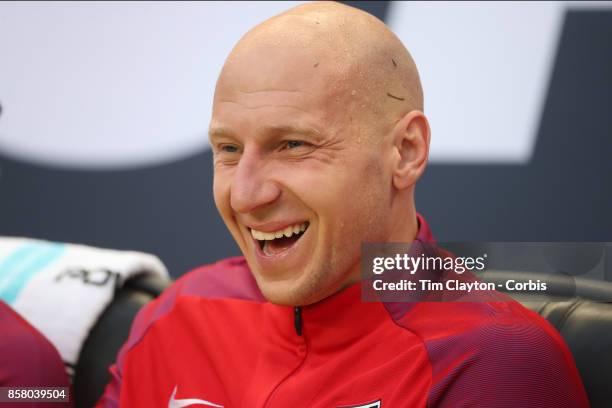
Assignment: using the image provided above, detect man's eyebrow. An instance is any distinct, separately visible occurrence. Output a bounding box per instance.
[208,126,234,141]
[263,125,322,139]
[209,125,323,141]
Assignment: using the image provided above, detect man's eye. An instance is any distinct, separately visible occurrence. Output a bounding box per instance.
[219,144,239,153]
[284,140,305,149]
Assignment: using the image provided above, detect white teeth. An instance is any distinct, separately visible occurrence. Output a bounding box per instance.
[252,230,275,240]
[250,222,308,241]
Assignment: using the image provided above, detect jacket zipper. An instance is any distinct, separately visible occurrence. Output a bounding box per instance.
[294,306,303,336]
[263,306,307,407]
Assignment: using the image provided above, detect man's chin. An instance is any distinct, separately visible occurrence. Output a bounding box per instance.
[253,272,320,307]
[256,279,306,306]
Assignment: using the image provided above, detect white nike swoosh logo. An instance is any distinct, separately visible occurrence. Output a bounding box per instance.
[340,401,381,408]
[168,386,224,408]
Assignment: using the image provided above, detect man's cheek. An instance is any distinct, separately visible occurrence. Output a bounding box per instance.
[212,176,228,210]
[312,174,352,205]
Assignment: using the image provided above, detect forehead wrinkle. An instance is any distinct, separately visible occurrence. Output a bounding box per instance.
[217,100,312,114]
[238,88,311,95]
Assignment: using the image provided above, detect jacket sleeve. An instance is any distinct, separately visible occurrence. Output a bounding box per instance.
[0,301,73,407]
[428,313,590,408]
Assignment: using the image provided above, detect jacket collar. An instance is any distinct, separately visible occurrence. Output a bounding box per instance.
[263,213,434,349]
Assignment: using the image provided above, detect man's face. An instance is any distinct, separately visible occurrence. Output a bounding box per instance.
[210,45,393,306]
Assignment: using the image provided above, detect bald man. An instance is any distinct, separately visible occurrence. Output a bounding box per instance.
[97,3,588,407]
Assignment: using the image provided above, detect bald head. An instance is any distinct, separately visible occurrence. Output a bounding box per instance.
[216,1,423,138]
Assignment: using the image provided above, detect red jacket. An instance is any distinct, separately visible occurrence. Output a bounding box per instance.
[0,301,71,407]
[97,216,588,407]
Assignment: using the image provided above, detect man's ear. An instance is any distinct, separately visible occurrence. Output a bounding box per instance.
[391,110,430,190]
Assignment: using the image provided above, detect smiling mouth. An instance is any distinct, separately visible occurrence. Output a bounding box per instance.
[250,221,310,256]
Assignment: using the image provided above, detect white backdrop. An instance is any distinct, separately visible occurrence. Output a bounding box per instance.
[0,1,609,168]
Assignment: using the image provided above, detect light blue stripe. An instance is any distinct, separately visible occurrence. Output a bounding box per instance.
[0,244,46,290]
[0,242,65,304]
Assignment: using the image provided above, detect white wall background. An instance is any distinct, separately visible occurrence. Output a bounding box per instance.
[0,1,303,169]
[0,1,609,169]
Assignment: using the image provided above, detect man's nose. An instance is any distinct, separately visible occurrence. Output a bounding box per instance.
[230,150,281,214]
